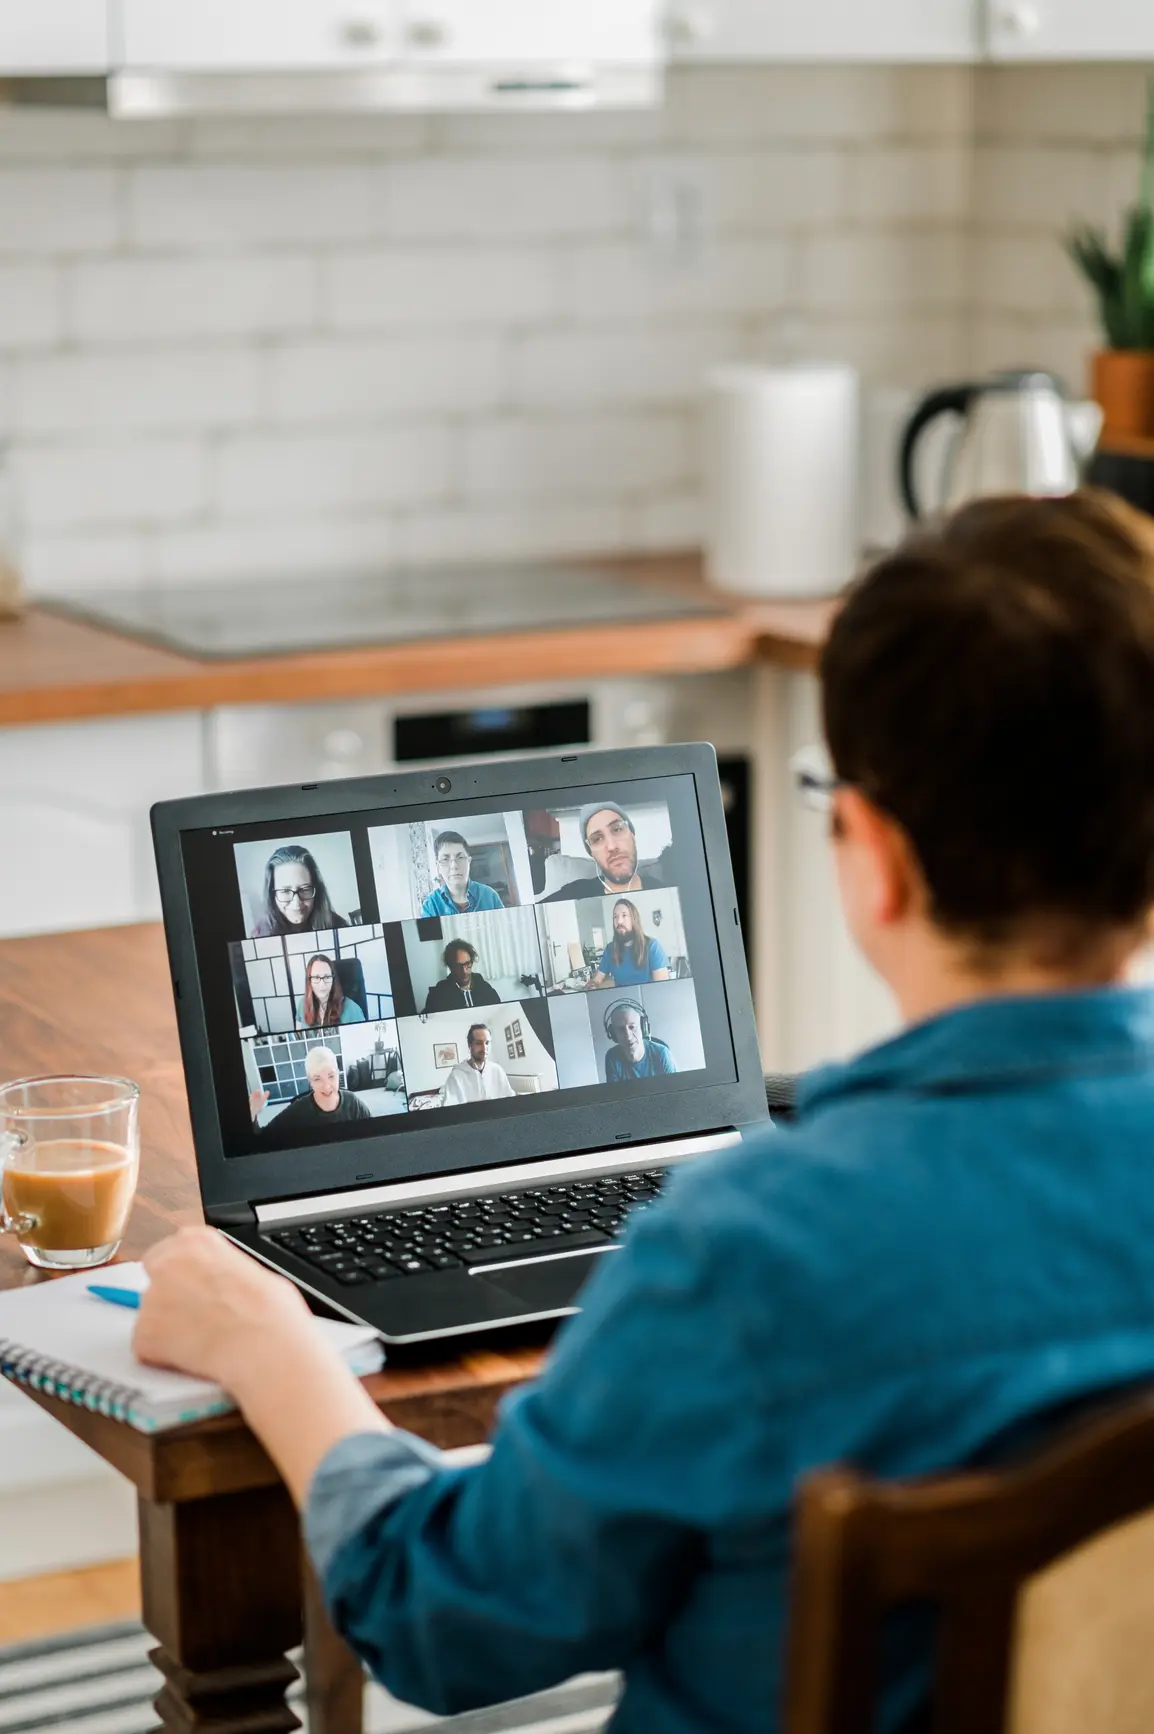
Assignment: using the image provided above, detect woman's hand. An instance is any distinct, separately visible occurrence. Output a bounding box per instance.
[134,1226,311,1391]
[133,1226,391,1510]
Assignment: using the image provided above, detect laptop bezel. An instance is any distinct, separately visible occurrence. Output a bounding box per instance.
[151,743,766,1221]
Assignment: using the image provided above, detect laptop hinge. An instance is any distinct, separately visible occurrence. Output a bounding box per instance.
[206,1200,258,1229]
[252,1129,742,1228]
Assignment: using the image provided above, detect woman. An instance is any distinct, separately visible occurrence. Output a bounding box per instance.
[298,955,365,1029]
[586,898,670,989]
[250,844,347,938]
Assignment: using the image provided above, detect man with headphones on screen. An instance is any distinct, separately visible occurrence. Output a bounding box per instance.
[544,801,667,902]
[603,998,678,1083]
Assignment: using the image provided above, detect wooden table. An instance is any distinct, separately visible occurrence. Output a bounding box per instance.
[0,923,546,1732]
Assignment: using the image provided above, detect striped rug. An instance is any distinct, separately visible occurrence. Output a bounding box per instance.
[0,1621,617,1734]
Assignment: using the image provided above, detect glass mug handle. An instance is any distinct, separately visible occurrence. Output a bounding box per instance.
[0,1129,36,1236]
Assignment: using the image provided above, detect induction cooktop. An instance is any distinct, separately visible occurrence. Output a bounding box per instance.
[45,562,724,660]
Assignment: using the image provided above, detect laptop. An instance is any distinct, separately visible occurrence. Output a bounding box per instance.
[151,743,768,1344]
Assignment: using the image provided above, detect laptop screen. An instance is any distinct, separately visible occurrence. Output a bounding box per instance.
[179,771,739,1171]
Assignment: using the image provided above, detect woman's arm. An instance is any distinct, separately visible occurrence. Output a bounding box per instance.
[134,1229,391,1507]
[134,1175,763,1718]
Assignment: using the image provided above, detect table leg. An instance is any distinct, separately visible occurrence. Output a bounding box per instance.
[303,1557,365,1734]
[138,1484,303,1732]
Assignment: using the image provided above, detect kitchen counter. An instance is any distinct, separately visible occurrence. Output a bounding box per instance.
[0,554,833,729]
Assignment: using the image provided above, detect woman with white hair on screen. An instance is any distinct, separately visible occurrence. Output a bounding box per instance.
[248,1045,370,1132]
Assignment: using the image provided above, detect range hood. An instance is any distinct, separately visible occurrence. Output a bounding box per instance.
[0,2,667,116]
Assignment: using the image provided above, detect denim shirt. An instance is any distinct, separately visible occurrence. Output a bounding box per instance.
[306,988,1154,1733]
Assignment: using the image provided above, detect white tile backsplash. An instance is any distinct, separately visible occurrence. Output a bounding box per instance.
[14,437,207,529]
[324,243,559,329]
[0,61,1144,596]
[462,412,691,501]
[215,426,455,516]
[67,255,320,343]
[265,334,507,423]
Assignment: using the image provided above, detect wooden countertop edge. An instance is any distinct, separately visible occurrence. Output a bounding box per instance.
[0,614,823,730]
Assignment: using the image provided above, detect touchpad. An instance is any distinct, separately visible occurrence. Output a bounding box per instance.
[475,1247,621,1312]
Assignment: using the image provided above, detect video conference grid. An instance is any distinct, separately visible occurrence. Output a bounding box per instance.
[227,793,709,1146]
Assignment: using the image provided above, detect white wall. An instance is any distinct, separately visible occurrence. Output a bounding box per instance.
[0,63,1141,599]
[0,65,976,598]
[970,64,1152,390]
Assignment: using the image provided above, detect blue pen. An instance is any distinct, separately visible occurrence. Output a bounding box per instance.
[87,1284,142,1310]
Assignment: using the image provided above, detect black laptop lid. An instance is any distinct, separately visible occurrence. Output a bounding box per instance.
[151,744,766,1221]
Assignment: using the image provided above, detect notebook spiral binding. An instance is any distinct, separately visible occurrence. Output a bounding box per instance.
[0,1338,137,1421]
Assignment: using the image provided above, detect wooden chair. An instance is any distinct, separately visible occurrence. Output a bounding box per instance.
[783,1387,1154,1734]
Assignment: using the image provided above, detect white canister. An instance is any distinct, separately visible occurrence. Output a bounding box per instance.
[704,362,860,598]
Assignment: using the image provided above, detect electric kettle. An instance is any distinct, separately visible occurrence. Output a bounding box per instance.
[898,370,1103,520]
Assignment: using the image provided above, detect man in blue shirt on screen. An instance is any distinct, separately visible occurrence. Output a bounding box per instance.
[603,1000,677,1082]
[136,491,1154,1734]
[420,830,503,916]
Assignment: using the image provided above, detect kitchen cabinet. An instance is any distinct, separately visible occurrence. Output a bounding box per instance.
[394,0,661,63]
[114,0,399,70]
[114,0,660,73]
[985,1,1154,59]
[0,1,107,72]
[751,667,897,1073]
[0,713,205,940]
[667,0,977,61]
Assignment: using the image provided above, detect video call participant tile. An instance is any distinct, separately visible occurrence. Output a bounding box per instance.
[550,979,707,1089]
[369,812,536,923]
[536,886,690,995]
[242,1024,407,1137]
[398,1001,558,1112]
[230,925,395,1036]
[402,906,546,1017]
[234,831,361,939]
[522,795,676,903]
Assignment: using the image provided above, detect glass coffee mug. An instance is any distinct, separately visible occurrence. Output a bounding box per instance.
[0,1076,140,1269]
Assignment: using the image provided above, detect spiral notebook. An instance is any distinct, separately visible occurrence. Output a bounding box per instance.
[0,1263,385,1433]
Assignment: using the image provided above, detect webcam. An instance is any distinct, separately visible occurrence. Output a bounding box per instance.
[435,776,452,793]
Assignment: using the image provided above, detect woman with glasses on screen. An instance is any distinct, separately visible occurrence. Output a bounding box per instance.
[250,844,348,938]
[297,955,365,1029]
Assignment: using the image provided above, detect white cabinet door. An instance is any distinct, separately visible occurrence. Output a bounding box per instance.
[395,1,659,63]
[0,0,107,71]
[0,713,205,940]
[116,0,398,70]
[751,668,898,1073]
[986,0,1154,58]
[668,0,977,61]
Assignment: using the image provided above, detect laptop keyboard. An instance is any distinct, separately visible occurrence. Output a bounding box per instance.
[267,1167,668,1287]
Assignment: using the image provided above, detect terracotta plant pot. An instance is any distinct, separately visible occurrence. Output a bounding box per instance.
[1091,349,1154,441]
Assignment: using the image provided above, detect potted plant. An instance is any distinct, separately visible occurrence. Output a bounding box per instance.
[1067,81,1154,441]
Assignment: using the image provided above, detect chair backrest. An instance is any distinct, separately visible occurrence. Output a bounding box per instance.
[783,1388,1154,1734]
[335,956,367,1017]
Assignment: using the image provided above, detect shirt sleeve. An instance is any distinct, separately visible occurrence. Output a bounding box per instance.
[597,945,613,976]
[648,939,670,974]
[306,1431,448,1582]
[311,1188,766,1715]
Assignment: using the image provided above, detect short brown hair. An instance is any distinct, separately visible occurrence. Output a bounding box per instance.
[821,490,1154,955]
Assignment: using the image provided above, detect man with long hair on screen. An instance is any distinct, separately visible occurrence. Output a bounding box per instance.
[586,898,672,990]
